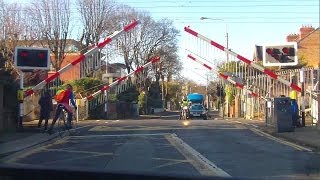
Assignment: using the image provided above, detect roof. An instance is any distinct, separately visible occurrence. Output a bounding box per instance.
[109,63,126,69]
[253,45,263,61]
[297,27,320,43]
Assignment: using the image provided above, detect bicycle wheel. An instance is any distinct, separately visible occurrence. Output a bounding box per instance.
[182,110,186,120]
[57,111,67,137]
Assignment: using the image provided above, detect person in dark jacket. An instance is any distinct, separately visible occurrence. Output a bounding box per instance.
[38,91,53,130]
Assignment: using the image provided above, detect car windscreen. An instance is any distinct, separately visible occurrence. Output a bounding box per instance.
[191,105,204,110]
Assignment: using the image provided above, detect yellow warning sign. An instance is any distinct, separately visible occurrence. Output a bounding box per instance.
[17,90,24,102]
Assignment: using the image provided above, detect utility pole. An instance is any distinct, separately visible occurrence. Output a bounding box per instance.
[18,70,24,130]
[226,31,229,67]
[104,59,108,119]
[206,74,209,110]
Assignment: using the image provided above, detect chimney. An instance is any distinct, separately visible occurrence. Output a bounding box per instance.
[299,25,315,39]
[286,33,299,42]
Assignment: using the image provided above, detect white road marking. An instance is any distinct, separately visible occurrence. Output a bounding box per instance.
[160,115,180,118]
[165,133,231,177]
[105,122,109,124]
[250,128,312,152]
[96,120,100,122]
[71,133,171,138]
[74,124,92,130]
[231,120,312,152]
[235,120,259,128]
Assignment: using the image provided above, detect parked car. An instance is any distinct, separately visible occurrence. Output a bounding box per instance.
[189,104,208,120]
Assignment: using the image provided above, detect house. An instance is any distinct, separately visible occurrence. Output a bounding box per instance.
[286,26,320,68]
[102,63,127,84]
[48,53,81,82]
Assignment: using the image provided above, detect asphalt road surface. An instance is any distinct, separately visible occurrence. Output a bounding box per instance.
[1,111,320,179]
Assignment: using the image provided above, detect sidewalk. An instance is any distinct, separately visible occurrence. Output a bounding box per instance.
[0,120,59,158]
[229,117,320,151]
[261,125,320,151]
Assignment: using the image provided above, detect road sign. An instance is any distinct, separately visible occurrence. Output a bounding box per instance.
[262,42,298,67]
[14,47,50,70]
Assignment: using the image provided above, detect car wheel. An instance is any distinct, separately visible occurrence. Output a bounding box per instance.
[203,116,207,120]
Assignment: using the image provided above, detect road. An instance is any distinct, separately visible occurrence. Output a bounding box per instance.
[1,111,320,179]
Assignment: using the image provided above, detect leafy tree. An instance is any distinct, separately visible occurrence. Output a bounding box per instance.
[56,77,102,97]
[138,91,146,114]
[163,81,182,109]
[108,93,117,103]
[117,86,139,102]
[219,61,245,73]
[147,82,162,109]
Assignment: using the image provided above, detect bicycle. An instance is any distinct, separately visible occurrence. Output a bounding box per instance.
[57,107,78,137]
[181,106,188,120]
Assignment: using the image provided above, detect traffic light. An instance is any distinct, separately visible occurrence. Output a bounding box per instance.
[14,47,50,70]
[263,42,298,67]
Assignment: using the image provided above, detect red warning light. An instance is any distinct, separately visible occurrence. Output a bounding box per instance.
[282,47,289,54]
[266,48,273,55]
[20,51,28,58]
[37,52,45,59]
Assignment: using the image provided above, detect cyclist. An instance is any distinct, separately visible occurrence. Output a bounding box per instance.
[47,84,77,134]
[179,97,190,120]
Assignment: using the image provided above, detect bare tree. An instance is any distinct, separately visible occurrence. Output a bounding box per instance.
[0,1,32,74]
[112,7,180,98]
[0,2,18,71]
[28,0,71,71]
[157,44,182,81]
[114,8,179,75]
[76,0,116,51]
[0,1,54,86]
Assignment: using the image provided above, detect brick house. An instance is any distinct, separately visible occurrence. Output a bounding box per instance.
[48,53,81,82]
[286,26,320,68]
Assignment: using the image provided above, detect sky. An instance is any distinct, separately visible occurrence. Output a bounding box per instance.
[115,0,320,85]
[11,0,320,85]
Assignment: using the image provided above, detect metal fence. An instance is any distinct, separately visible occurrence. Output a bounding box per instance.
[235,67,320,122]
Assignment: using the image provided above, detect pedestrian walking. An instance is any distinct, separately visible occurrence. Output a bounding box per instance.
[38,91,53,131]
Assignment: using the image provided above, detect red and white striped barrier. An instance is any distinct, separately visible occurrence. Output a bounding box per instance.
[25,20,140,97]
[184,26,301,93]
[85,56,160,101]
[187,54,262,99]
